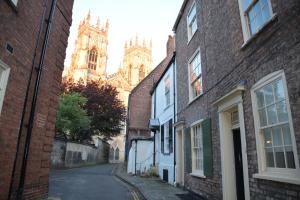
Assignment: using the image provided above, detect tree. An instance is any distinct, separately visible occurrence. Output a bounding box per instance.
[56,92,91,142]
[62,79,126,141]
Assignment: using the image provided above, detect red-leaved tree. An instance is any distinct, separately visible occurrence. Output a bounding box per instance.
[62,78,126,141]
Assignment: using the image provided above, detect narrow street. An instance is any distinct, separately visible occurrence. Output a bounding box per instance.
[49,164,133,200]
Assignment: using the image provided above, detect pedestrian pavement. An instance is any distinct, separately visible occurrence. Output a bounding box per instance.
[113,164,205,200]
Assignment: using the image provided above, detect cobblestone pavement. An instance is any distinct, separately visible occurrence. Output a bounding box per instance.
[113,164,205,200]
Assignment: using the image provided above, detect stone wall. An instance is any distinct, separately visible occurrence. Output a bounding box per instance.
[51,139,109,168]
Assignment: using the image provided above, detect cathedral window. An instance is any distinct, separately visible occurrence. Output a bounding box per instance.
[88,48,98,70]
[139,65,145,81]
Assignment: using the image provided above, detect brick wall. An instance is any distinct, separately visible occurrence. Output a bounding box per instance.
[175,0,300,199]
[0,0,73,199]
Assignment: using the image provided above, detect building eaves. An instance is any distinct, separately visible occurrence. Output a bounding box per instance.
[172,0,189,32]
[150,53,176,95]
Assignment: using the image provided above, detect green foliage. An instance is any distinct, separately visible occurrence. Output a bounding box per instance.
[62,79,126,141]
[56,92,91,141]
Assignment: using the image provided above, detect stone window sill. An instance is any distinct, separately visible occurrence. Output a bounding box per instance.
[188,93,203,106]
[253,172,300,185]
[187,29,198,46]
[190,173,206,179]
[241,14,278,50]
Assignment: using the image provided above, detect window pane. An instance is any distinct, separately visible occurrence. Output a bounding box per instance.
[272,126,282,146]
[191,20,197,35]
[255,12,264,31]
[276,101,288,122]
[188,5,196,23]
[262,4,271,21]
[265,147,274,167]
[192,77,202,98]
[274,79,285,101]
[259,109,267,127]
[242,0,252,11]
[282,125,292,146]
[267,105,277,125]
[263,128,272,147]
[256,90,265,108]
[274,147,285,168]
[264,84,274,105]
[285,146,295,169]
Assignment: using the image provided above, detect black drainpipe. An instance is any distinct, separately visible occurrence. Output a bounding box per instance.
[153,90,156,166]
[172,54,176,184]
[8,0,48,199]
[135,139,137,175]
[16,0,57,198]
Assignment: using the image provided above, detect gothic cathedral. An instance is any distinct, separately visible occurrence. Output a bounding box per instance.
[64,11,153,107]
[64,11,153,163]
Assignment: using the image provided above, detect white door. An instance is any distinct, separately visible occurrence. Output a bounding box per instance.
[176,129,184,186]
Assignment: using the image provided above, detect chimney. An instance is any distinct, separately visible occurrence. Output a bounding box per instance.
[166,35,175,56]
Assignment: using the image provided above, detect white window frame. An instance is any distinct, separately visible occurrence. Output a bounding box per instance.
[190,119,204,176]
[188,48,202,102]
[237,0,275,43]
[0,60,11,115]
[251,70,300,184]
[164,75,171,108]
[186,1,197,42]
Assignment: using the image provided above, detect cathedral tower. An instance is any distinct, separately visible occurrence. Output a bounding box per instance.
[121,35,153,88]
[65,11,109,82]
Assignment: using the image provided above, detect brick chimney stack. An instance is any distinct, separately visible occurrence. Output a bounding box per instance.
[166,35,175,56]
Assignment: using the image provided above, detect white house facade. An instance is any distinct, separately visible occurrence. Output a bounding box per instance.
[150,56,176,184]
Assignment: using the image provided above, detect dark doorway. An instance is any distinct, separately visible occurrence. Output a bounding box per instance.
[163,169,168,182]
[232,129,245,200]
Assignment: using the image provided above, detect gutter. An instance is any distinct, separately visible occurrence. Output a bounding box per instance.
[8,0,48,199]
[172,0,189,32]
[172,55,176,184]
[16,0,57,198]
[153,90,156,166]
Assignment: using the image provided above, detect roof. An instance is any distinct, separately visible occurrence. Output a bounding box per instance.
[150,53,176,95]
[129,54,174,95]
[172,0,189,32]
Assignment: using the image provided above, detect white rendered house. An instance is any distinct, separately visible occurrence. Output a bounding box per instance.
[149,56,176,184]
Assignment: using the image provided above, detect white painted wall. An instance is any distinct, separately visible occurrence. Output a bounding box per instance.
[127,140,153,174]
[151,62,176,184]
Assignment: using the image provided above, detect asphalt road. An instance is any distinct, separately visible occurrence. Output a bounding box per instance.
[49,164,132,200]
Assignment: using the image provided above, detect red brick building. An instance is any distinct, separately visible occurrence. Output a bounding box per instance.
[0,0,74,199]
[125,36,175,160]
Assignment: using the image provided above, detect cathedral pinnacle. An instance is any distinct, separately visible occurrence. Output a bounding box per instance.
[96,17,100,28]
[135,34,139,46]
[106,19,109,30]
[87,10,91,23]
[143,38,146,48]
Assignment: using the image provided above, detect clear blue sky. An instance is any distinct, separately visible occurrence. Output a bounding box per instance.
[64,0,183,74]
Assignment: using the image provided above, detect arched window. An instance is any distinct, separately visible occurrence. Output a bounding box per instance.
[115,147,120,161]
[128,64,132,83]
[109,147,114,160]
[139,65,145,81]
[88,48,98,70]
